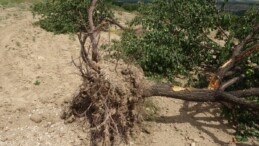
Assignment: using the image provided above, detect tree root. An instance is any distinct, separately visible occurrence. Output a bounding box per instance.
[67,61,143,146]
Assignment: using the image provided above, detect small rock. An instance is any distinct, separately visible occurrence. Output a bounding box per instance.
[174,125,179,131]
[4,127,9,132]
[60,107,72,120]
[121,69,132,75]
[37,56,45,60]
[190,143,196,146]
[199,135,205,140]
[64,115,75,124]
[188,137,200,143]
[227,143,236,146]
[30,114,43,123]
[142,128,151,134]
[1,137,8,142]
[56,96,71,106]
[129,141,135,146]
[193,138,200,142]
[16,105,27,112]
[79,117,85,122]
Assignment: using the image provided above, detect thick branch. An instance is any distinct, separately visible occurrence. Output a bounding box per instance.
[233,23,259,57]
[216,91,259,111]
[142,82,216,102]
[207,24,259,90]
[224,66,241,77]
[77,33,100,73]
[235,44,259,62]
[229,88,259,97]
[82,19,125,37]
[142,81,259,111]
[216,23,259,79]
[220,75,244,90]
[105,18,126,30]
[88,0,99,62]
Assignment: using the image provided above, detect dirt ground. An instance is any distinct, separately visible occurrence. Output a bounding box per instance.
[0,6,258,146]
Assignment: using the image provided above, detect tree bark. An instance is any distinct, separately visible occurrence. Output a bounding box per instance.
[142,80,259,111]
[215,24,259,80]
[88,0,99,62]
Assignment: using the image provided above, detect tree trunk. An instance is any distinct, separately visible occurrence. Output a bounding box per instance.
[88,0,99,62]
[142,80,259,111]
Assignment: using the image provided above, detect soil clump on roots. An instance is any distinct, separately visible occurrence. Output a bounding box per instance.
[62,60,144,145]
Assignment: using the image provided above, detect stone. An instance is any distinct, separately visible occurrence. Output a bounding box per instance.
[64,115,75,124]
[1,137,8,142]
[193,138,200,142]
[30,114,43,123]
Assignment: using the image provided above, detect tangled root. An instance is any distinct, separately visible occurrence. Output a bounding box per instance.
[68,60,144,145]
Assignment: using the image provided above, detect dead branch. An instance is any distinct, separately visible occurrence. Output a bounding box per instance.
[208,23,259,90]
[217,24,259,79]
[220,74,245,90]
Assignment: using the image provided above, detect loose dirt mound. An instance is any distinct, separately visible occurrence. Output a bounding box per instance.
[65,60,144,145]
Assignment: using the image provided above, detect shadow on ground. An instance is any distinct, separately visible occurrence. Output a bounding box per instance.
[147,101,256,146]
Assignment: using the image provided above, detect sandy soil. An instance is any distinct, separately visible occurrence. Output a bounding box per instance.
[0,6,258,146]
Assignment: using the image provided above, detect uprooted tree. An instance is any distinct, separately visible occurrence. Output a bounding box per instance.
[33,0,259,145]
[116,0,259,141]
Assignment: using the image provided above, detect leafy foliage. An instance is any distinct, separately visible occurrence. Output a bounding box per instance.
[116,0,222,81]
[116,0,259,140]
[111,1,139,12]
[221,53,259,140]
[32,0,113,34]
[216,7,259,141]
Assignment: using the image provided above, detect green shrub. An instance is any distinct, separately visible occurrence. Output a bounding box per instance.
[32,0,113,34]
[110,1,139,12]
[117,0,220,81]
[121,3,139,11]
[116,0,259,140]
